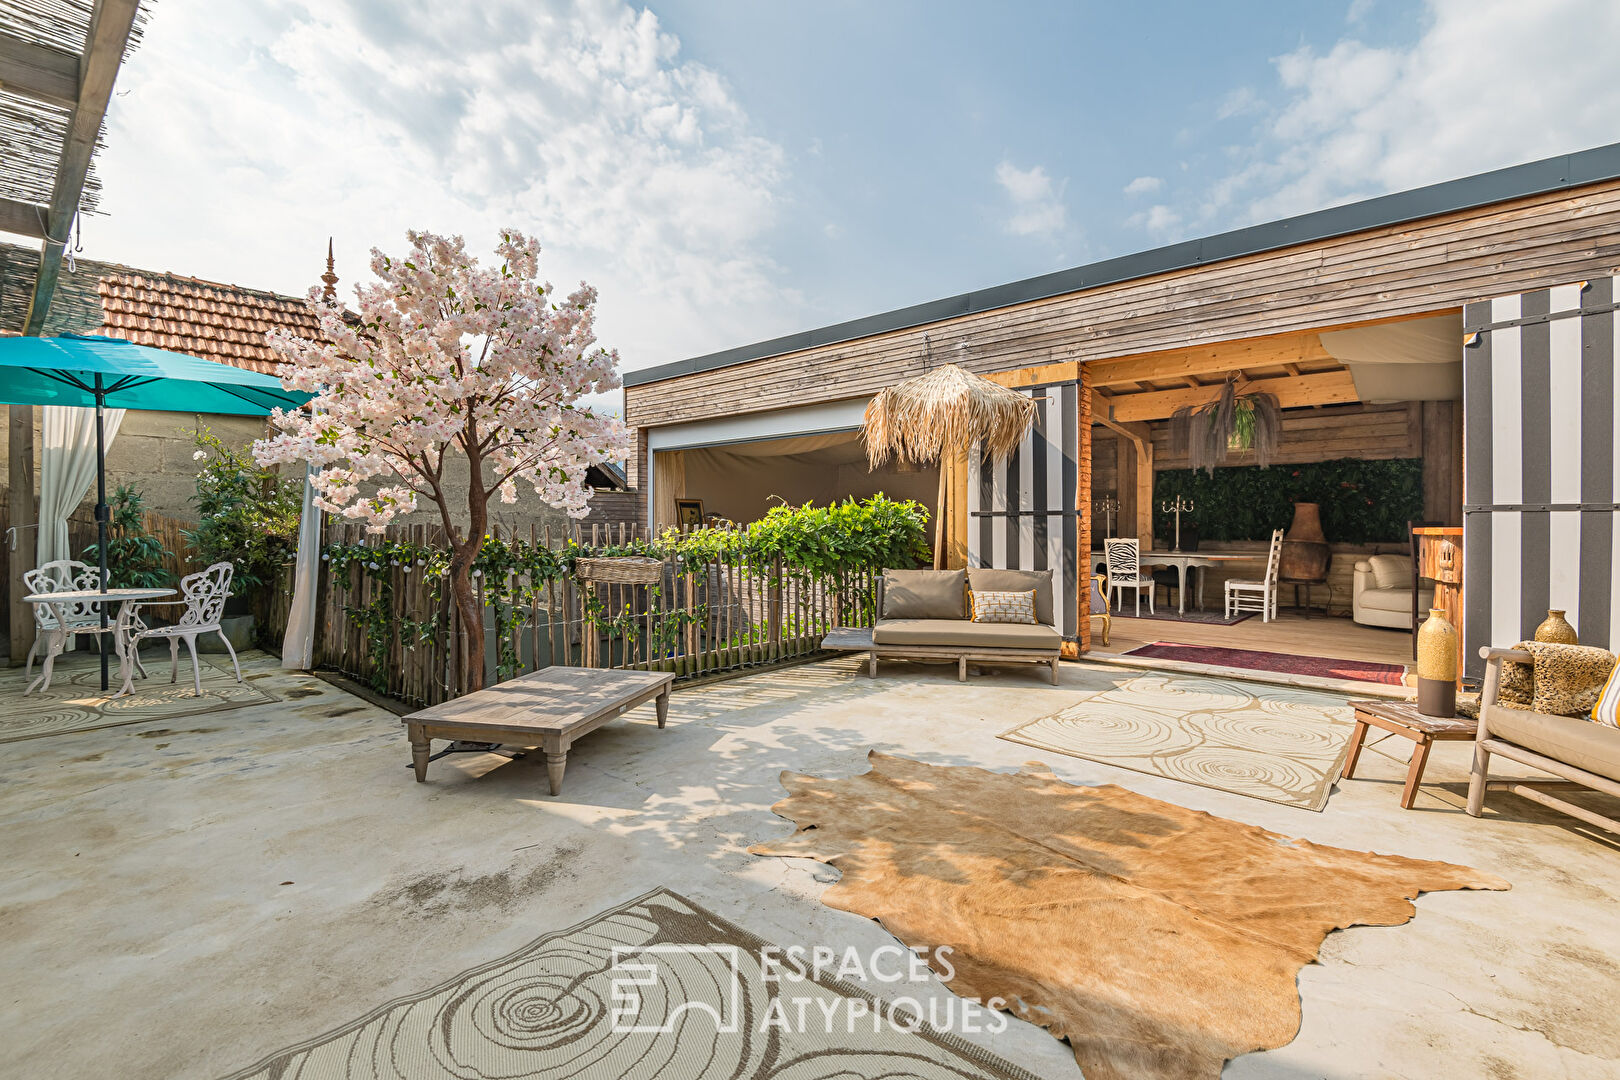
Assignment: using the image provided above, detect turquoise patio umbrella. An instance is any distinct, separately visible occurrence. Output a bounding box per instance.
[0,334,312,689]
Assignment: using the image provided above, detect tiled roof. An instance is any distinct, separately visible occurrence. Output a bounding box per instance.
[97,270,322,375]
[0,241,328,375]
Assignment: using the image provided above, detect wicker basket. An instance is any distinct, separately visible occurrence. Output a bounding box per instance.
[575,556,666,585]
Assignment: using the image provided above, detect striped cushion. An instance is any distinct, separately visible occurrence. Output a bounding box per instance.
[970,589,1037,624]
[1592,660,1620,727]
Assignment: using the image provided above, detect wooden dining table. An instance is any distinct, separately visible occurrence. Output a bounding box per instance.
[1091,549,1265,615]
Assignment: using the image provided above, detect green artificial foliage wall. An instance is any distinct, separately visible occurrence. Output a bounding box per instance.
[1152,458,1424,545]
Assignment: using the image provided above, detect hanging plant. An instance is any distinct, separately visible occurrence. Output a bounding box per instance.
[1168,381,1282,475]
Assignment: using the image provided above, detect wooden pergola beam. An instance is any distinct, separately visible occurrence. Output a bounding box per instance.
[0,30,79,108]
[0,195,48,239]
[21,0,141,336]
[1102,370,1358,423]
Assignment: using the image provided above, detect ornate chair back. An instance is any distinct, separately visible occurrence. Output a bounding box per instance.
[174,562,234,629]
[24,559,101,630]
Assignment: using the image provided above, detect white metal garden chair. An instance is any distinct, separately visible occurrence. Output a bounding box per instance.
[1225,528,1284,622]
[126,562,241,697]
[1104,538,1155,617]
[23,559,147,693]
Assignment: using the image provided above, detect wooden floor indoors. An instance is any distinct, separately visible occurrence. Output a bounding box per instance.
[1093,608,1415,683]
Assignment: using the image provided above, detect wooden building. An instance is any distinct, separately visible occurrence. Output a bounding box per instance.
[624,143,1620,667]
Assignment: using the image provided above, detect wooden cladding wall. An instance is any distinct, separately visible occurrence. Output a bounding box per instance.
[625,180,1620,430]
[1149,402,1421,469]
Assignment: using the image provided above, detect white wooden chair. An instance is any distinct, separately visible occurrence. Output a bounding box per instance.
[23,559,137,693]
[1225,529,1283,622]
[1104,538,1154,617]
[127,562,241,697]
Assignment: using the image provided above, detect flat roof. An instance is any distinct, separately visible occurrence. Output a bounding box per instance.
[624,141,1620,389]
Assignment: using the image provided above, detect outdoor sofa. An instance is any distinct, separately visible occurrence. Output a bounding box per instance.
[1469,645,1620,835]
[867,568,1062,683]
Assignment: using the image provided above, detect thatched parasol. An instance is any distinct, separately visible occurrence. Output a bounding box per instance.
[863,363,1036,567]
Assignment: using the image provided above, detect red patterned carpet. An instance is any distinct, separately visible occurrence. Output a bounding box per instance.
[1124,641,1407,685]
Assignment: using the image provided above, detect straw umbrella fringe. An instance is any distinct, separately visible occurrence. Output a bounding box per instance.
[863,363,1037,567]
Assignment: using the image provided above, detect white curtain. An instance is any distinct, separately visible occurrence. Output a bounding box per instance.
[281,463,322,669]
[36,404,125,572]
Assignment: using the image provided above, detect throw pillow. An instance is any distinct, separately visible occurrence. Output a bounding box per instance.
[971,589,1037,624]
[882,569,967,620]
[1591,659,1620,728]
[1366,554,1410,591]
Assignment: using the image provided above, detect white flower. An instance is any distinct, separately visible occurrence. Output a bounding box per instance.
[192,450,207,460]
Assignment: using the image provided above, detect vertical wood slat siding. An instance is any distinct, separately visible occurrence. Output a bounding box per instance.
[1463,275,1619,679]
[967,382,1080,640]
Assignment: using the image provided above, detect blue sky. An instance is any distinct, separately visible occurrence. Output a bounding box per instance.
[54,0,1620,396]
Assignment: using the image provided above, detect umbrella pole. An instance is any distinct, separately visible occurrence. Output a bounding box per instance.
[94,375,109,692]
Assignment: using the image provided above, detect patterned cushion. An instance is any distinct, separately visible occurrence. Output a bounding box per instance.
[970,589,1037,624]
[1500,641,1618,718]
[1592,660,1620,727]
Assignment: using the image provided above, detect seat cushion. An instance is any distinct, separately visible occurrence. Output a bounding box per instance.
[1356,586,1435,615]
[1366,554,1411,591]
[967,568,1054,625]
[881,569,966,620]
[873,619,1061,650]
[1484,704,1620,782]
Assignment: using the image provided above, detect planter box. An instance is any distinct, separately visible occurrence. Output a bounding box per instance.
[198,614,254,653]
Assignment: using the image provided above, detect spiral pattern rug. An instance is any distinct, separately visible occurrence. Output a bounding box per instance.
[1000,671,1355,810]
[0,651,274,744]
[220,888,1040,1080]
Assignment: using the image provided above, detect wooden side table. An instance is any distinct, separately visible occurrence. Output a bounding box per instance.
[1342,700,1477,809]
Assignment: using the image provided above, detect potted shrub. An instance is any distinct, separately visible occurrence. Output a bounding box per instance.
[183,427,302,650]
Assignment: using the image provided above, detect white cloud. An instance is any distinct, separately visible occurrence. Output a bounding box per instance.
[1205,0,1620,228]
[1123,175,1163,196]
[1125,204,1183,239]
[86,0,799,372]
[994,160,1067,237]
[1215,86,1262,120]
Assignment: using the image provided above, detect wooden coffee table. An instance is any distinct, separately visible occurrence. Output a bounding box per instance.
[402,667,673,795]
[1342,699,1477,809]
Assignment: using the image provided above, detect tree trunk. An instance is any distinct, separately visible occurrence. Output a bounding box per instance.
[449,547,485,694]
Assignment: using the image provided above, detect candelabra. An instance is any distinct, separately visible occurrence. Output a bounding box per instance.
[1092,494,1119,539]
[1160,495,1195,552]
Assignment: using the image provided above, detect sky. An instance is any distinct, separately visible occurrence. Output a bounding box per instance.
[37,0,1620,408]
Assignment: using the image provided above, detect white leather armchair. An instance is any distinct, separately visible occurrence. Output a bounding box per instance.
[1352,554,1433,629]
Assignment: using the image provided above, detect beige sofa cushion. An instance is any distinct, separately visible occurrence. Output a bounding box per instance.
[1484,704,1620,782]
[882,569,966,620]
[967,568,1054,625]
[873,619,1062,651]
[1366,554,1411,591]
[1357,586,1435,615]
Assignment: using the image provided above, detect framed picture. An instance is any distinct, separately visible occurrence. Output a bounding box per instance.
[675,498,706,528]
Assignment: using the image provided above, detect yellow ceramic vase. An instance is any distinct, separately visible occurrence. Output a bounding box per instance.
[1416,607,1458,717]
[1534,609,1578,644]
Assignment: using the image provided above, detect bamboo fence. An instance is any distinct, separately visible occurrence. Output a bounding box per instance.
[272,519,880,709]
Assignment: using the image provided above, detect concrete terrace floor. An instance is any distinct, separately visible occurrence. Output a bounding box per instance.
[2,650,1618,1079]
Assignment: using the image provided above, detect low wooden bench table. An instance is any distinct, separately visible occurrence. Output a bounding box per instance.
[1342,699,1477,809]
[402,667,673,795]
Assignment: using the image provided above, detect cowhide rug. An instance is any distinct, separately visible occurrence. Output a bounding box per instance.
[749,751,1509,1080]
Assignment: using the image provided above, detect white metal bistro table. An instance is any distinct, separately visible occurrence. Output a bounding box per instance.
[1091,550,1265,615]
[21,587,175,696]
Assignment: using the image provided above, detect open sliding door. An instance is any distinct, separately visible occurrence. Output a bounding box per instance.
[966,380,1086,644]
[1462,276,1619,679]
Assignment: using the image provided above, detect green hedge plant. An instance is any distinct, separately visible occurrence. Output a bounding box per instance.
[1152,458,1423,545]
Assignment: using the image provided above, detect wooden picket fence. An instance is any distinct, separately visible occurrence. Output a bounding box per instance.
[273,519,880,709]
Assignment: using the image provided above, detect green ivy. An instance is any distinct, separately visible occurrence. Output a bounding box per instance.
[1153,458,1424,545]
[184,426,302,596]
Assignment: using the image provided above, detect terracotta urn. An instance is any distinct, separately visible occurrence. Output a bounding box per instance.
[1534,609,1578,645]
[1279,501,1331,582]
[1416,607,1459,717]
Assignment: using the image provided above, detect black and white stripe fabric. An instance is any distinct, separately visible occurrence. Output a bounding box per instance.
[966,382,1080,640]
[1463,276,1618,679]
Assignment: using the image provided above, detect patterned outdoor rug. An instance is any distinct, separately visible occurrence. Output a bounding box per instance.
[1123,641,1408,685]
[1113,608,1254,625]
[221,887,1041,1080]
[1000,671,1355,810]
[0,652,274,744]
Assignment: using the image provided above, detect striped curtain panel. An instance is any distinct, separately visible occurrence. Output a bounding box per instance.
[1462,275,1618,679]
[966,382,1081,640]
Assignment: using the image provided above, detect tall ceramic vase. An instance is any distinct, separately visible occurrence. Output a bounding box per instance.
[1416,607,1459,717]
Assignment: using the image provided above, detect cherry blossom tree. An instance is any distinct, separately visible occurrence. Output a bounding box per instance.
[255,229,629,692]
